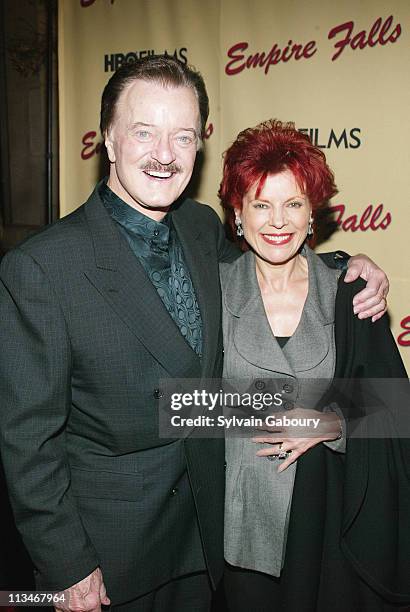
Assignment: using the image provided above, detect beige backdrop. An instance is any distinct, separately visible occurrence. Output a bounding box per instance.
[58,0,410,370]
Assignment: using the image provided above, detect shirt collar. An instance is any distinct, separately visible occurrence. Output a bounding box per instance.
[99,179,170,248]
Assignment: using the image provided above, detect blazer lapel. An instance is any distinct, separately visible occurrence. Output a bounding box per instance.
[283,246,337,373]
[83,188,201,378]
[224,251,295,377]
[172,200,221,378]
[223,247,338,377]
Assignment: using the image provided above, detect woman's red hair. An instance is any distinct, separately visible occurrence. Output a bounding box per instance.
[218,119,338,248]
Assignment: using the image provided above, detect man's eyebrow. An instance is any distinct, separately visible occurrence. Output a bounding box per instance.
[129,122,197,133]
[129,122,155,129]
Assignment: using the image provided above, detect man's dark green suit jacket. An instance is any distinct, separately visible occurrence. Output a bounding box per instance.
[0,185,239,604]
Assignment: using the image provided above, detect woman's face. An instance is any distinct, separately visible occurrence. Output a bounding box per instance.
[237,170,312,266]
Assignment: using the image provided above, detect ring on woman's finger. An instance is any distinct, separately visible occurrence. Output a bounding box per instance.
[267,449,292,461]
[278,450,292,460]
[266,443,292,461]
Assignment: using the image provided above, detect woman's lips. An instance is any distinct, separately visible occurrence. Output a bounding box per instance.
[261,233,293,245]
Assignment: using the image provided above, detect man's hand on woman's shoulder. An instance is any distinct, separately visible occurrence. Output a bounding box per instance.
[345,253,389,322]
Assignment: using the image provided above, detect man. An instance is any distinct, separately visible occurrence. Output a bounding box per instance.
[0,56,388,611]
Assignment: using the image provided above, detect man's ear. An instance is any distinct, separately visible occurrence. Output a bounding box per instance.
[104,130,116,163]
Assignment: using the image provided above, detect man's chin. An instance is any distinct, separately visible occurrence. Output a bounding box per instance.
[137,200,174,212]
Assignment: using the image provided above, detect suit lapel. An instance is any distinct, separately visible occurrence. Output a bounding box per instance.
[172,200,221,378]
[83,188,201,378]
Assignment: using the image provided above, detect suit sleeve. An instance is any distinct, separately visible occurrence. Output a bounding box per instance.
[318,250,350,270]
[0,248,99,591]
[202,205,240,263]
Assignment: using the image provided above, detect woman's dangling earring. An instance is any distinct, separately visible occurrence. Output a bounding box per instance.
[307,216,314,237]
[235,217,244,237]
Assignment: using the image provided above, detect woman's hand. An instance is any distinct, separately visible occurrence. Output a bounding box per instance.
[252,408,342,472]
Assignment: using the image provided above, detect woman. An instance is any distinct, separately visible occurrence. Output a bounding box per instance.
[218,120,409,611]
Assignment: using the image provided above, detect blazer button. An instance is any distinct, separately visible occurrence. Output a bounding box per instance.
[224,461,227,470]
[153,388,164,399]
[283,401,294,410]
[255,380,265,390]
[283,383,293,393]
[171,487,178,496]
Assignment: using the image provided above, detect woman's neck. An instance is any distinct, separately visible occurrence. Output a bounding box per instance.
[255,252,308,292]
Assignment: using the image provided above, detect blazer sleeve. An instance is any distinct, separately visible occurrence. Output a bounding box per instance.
[0,248,99,591]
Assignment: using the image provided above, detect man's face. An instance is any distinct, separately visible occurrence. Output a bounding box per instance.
[105,79,200,220]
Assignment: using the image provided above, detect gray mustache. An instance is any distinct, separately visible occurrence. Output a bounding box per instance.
[141,162,182,174]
